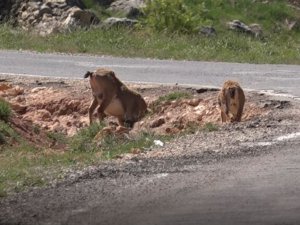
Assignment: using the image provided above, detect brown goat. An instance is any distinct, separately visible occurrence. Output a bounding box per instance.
[84,68,147,128]
[218,80,245,122]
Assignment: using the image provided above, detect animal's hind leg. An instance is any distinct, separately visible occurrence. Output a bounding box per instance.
[221,111,227,123]
[96,97,111,123]
[88,97,98,125]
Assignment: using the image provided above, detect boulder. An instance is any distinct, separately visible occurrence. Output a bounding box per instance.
[8,0,99,36]
[62,6,99,29]
[108,0,145,18]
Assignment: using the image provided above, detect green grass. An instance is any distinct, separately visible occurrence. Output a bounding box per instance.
[203,122,218,132]
[0,24,299,64]
[158,91,192,102]
[0,99,11,122]
[0,122,167,196]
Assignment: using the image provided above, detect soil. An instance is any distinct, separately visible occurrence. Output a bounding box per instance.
[0,75,267,147]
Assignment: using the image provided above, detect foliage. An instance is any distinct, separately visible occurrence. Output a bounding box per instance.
[157,91,192,103]
[0,121,18,146]
[142,0,205,33]
[70,122,104,152]
[203,122,218,132]
[0,99,11,122]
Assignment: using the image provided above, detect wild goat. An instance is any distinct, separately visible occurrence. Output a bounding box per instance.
[218,80,245,122]
[84,68,147,128]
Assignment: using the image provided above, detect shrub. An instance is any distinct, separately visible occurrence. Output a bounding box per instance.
[0,99,11,122]
[143,0,205,33]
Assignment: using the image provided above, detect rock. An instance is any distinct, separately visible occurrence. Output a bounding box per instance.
[39,4,53,16]
[185,98,201,107]
[285,18,297,30]
[153,139,164,147]
[63,6,99,28]
[0,83,12,92]
[31,87,47,93]
[5,85,24,97]
[150,117,165,128]
[199,26,216,37]
[227,20,263,38]
[108,0,145,18]
[11,0,99,36]
[102,17,138,28]
[36,109,52,121]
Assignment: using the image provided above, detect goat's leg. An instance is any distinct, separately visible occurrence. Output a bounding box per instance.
[96,97,111,123]
[221,110,227,123]
[88,97,98,125]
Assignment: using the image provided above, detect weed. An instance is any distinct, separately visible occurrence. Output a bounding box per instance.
[70,122,105,152]
[0,99,11,122]
[47,131,66,144]
[0,121,18,146]
[203,122,218,132]
[142,0,204,34]
[157,91,192,104]
[33,125,40,134]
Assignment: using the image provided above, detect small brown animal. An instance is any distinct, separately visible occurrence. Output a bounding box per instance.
[218,80,245,122]
[84,68,147,128]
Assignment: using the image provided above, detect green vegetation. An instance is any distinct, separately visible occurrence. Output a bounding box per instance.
[0,121,165,196]
[203,122,219,132]
[0,0,299,64]
[0,99,11,122]
[155,91,192,104]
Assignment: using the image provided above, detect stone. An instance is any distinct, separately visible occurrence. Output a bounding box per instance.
[227,20,263,38]
[108,0,145,18]
[7,0,99,36]
[102,17,137,28]
[150,117,165,128]
[199,26,216,37]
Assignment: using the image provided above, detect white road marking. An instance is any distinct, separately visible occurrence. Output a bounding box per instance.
[242,132,300,148]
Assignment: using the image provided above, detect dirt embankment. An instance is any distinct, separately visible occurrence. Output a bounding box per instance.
[0,75,269,149]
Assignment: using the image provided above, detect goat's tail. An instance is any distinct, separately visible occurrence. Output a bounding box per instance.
[84,71,93,78]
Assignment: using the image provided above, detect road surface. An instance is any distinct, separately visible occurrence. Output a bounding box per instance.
[1,50,300,97]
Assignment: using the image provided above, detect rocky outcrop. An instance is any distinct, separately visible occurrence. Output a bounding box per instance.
[1,0,99,36]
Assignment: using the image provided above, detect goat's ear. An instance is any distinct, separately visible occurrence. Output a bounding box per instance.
[84,71,92,78]
[109,71,116,79]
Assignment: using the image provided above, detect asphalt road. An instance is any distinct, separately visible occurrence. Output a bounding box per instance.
[1,50,300,97]
[66,139,300,225]
[1,50,300,225]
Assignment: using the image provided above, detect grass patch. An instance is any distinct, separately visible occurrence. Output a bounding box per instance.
[157,91,192,102]
[203,122,219,132]
[0,99,11,122]
[0,24,299,64]
[0,122,168,196]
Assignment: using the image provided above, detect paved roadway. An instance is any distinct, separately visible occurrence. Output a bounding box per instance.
[66,139,300,225]
[0,50,300,97]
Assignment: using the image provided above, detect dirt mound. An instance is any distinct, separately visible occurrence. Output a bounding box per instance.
[0,78,268,146]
